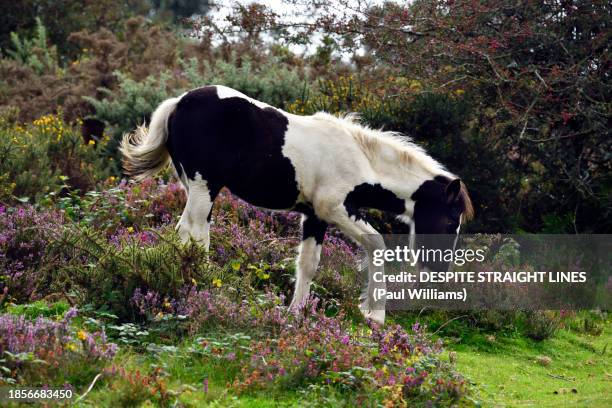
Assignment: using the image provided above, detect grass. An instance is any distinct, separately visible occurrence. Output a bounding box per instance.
[70,314,610,407]
[77,338,304,407]
[445,325,611,407]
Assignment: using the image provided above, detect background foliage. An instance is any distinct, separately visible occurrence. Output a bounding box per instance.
[0,1,610,406]
[2,0,609,232]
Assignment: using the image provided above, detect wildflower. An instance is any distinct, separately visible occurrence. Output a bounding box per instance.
[66,343,78,352]
[88,139,96,146]
[127,226,134,233]
[455,89,465,96]
[77,330,88,341]
[212,278,222,288]
[64,307,78,320]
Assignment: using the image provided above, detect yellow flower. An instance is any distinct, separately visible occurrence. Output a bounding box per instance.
[455,89,465,96]
[191,278,197,286]
[66,343,78,352]
[77,330,87,341]
[88,139,96,145]
[127,226,134,233]
[212,278,222,288]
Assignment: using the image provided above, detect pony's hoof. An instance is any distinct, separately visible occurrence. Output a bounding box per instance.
[361,309,385,326]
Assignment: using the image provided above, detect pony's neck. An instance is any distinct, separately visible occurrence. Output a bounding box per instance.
[354,127,452,203]
[376,151,449,208]
[311,112,452,213]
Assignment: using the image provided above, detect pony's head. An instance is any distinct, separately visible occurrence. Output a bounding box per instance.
[411,175,473,235]
[409,175,474,271]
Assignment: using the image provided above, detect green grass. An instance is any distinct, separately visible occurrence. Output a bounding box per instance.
[71,316,610,407]
[77,341,303,408]
[445,327,611,407]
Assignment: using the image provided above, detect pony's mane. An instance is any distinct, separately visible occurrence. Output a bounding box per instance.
[312,112,446,176]
[459,182,474,222]
[312,112,474,222]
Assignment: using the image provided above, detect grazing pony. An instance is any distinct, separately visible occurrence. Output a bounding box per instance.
[121,85,473,324]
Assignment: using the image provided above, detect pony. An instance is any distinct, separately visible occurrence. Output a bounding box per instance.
[121,85,473,324]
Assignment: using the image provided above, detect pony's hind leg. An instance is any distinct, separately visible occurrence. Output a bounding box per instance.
[290,213,327,309]
[176,178,217,251]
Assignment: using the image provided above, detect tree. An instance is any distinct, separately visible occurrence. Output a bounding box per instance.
[248,0,611,232]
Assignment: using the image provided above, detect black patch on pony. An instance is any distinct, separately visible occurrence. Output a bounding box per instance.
[411,175,463,234]
[294,203,328,244]
[166,86,300,210]
[344,183,405,220]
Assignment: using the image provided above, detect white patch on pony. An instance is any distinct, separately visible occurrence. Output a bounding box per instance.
[177,163,189,192]
[394,214,416,250]
[395,214,412,225]
[452,214,462,252]
[176,172,213,251]
[290,235,323,308]
[214,85,271,109]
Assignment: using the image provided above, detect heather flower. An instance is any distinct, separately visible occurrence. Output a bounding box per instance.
[0,311,117,383]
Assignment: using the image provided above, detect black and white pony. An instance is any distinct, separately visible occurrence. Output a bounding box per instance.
[121,85,473,324]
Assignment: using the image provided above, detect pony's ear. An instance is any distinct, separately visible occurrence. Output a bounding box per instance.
[445,179,461,203]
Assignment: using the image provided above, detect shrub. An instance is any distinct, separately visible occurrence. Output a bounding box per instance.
[522,311,561,341]
[0,307,117,386]
[4,17,59,75]
[6,300,69,319]
[0,205,66,302]
[193,55,307,109]
[84,71,175,160]
[229,300,468,406]
[102,365,172,408]
[0,175,364,319]
[0,16,188,124]
[0,114,112,203]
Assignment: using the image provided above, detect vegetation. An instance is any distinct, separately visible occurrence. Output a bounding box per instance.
[0,1,609,407]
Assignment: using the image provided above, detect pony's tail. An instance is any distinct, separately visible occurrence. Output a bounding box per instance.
[120,96,181,180]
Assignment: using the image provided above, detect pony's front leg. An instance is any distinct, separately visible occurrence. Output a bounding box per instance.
[323,205,386,325]
[358,233,387,325]
[289,213,327,309]
[176,179,217,251]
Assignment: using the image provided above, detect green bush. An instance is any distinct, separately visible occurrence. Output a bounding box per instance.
[192,55,307,109]
[0,113,111,203]
[6,300,70,319]
[522,311,561,341]
[84,71,174,163]
[4,17,59,75]
[38,225,215,320]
